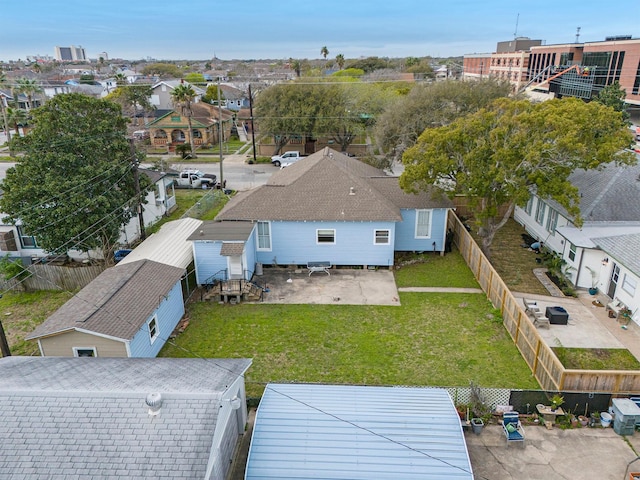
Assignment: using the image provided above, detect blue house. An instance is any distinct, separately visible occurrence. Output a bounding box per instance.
[191,148,453,284]
[26,259,186,357]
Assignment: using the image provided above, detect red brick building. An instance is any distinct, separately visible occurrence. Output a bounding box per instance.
[528,37,640,106]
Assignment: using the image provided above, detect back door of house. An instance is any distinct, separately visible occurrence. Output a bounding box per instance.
[607,262,620,299]
[228,256,243,279]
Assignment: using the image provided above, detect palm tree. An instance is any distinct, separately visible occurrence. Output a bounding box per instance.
[114,73,127,86]
[336,54,345,70]
[321,46,329,60]
[0,71,12,145]
[290,59,302,78]
[14,78,43,111]
[5,106,28,135]
[170,83,198,158]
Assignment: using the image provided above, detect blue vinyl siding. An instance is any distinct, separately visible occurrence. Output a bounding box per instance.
[395,208,448,252]
[128,281,185,357]
[193,241,228,284]
[245,231,257,279]
[255,221,395,267]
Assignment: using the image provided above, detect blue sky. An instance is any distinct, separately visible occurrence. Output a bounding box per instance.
[2,0,639,61]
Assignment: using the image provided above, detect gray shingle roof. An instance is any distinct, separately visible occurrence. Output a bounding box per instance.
[26,259,185,341]
[0,356,252,480]
[216,148,452,222]
[187,221,255,241]
[546,158,640,222]
[220,242,245,256]
[594,232,640,278]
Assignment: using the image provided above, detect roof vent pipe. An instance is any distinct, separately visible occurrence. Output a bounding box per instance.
[349,187,355,195]
[146,392,163,416]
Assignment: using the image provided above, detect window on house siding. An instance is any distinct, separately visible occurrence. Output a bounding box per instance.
[622,274,637,296]
[568,243,576,261]
[16,225,38,249]
[415,210,432,238]
[317,229,335,244]
[374,230,390,245]
[535,201,546,225]
[524,196,533,215]
[148,316,159,344]
[73,347,96,357]
[546,208,558,234]
[257,221,271,250]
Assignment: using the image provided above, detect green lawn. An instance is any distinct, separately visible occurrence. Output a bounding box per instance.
[394,251,480,288]
[161,291,539,398]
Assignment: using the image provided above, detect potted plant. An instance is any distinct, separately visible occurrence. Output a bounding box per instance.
[620,306,633,318]
[549,393,564,412]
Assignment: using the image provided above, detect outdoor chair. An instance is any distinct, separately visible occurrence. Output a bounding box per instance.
[502,412,525,446]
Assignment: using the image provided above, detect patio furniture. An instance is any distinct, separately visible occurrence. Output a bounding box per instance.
[607,298,624,316]
[545,306,568,325]
[307,261,331,276]
[523,299,550,328]
[536,404,565,429]
[502,412,525,446]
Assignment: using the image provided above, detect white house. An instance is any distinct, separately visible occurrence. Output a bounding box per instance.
[514,158,640,324]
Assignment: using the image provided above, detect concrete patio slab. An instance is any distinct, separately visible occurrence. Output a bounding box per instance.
[465,423,640,480]
[255,268,401,306]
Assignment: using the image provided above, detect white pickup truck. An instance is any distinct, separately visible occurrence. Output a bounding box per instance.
[175,169,217,189]
[271,151,306,167]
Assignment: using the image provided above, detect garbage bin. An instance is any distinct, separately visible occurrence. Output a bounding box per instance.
[255,262,263,276]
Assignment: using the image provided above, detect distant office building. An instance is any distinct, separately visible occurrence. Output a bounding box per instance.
[97,52,109,61]
[54,45,86,61]
[463,37,542,92]
[528,36,640,105]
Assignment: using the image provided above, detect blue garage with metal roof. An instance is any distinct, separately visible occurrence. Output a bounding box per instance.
[245,383,474,480]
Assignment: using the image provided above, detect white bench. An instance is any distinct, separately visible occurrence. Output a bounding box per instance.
[607,298,624,316]
[307,261,331,276]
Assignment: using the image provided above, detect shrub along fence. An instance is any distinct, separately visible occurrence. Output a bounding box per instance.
[448,213,640,395]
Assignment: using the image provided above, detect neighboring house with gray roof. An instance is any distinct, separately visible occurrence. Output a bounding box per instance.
[0,356,252,480]
[26,259,186,357]
[514,158,640,324]
[190,148,453,284]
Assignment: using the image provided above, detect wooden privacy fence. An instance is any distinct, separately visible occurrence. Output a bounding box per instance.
[448,213,640,395]
[1,264,105,292]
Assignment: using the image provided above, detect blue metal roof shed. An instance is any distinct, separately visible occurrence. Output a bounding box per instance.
[245,384,473,480]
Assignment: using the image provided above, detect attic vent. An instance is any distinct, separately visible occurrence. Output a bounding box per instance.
[349,187,355,195]
[146,392,163,416]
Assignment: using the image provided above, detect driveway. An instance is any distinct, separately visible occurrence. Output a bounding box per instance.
[254,268,401,306]
[466,423,640,480]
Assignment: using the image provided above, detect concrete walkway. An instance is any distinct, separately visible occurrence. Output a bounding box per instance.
[398,287,484,293]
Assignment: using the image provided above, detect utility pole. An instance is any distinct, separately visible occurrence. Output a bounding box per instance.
[248,84,257,164]
[129,138,146,242]
[217,78,224,187]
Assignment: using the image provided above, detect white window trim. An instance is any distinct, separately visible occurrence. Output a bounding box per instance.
[622,273,637,296]
[374,229,391,245]
[546,208,558,234]
[415,209,432,238]
[316,229,336,245]
[535,200,546,225]
[73,346,97,357]
[257,221,272,251]
[148,315,159,344]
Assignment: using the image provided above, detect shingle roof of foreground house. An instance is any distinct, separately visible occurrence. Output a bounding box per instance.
[26,259,185,341]
[0,356,252,479]
[216,148,453,222]
[595,232,640,277]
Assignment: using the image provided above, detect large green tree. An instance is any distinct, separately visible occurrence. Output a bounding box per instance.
[375,78,511,163]
[256,81,399,154]
[141,62,182,78]
[106,84,154,126]
[594,81,629,122]
[401,97,636,256]
[0,93,143,258]
[170,83,198,158]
